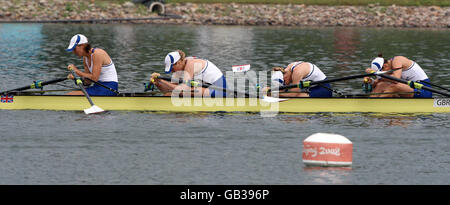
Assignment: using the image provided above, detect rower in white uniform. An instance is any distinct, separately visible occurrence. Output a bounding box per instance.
[271,61,332,97]
[65,34,119,96]
[364,54,432,98]
[150,50,227,97]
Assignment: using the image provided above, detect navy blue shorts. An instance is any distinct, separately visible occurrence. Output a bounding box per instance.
[86,81,118,96]
[209,76,227,97]
[414,79,432,98]
[309,82,332,98]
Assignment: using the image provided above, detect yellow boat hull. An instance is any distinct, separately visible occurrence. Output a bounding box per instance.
[1,95,449,114]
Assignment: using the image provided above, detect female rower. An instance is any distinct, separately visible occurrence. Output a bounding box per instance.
[65,34,118,96]
[150,50,227,97]
[364,54,431,98]
[270,61,332,97]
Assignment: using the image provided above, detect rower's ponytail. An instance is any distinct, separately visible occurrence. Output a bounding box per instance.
[177,49,186,61]
[272,67,285,73]
[84,43,92,53]
[378,52,388,65]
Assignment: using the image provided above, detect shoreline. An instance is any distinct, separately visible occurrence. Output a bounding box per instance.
[0,1,449,28]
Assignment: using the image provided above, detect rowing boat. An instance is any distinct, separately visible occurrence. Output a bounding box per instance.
[1,93,449,114]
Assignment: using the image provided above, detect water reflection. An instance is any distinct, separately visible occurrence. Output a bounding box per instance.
[303,166,352,184]
[333,28,360,70]
[0,24,449,93]
[368,115,419,128]
[0,24,44,74]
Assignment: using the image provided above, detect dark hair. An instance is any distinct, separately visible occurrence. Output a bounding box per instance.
[84,43,92,53]
[378,53,388,65]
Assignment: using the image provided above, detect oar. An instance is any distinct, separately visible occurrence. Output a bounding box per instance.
[268,71,388,92]
[82,77,121,96]
[154,76,286,102]
[69,69,105,114]
[154,76,254,98]
[377,73,450,97]
[0,77,68,95]
[417,80,450,93]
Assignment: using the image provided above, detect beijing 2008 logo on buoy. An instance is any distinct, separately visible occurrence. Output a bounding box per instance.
[302,133,353,167]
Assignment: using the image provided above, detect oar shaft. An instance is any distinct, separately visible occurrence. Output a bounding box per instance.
[417,80,450,92]
[156,76,253,97]
[70,70,95,106]
[269,68,404,92]
[272,73,375,92]
[378,74,450,97]
[83,77,120,95]
[1,77,68,94]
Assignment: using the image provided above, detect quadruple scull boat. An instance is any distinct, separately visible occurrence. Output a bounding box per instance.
[1,70,449,114]
[1,93,449,114]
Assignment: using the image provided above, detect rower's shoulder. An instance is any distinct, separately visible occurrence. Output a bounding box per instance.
[93,48,109,56]
[393,56,409,62]
[296,61,311,71]
[186,58,206,67]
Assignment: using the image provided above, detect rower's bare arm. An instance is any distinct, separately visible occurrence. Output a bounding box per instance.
[388,69,403,84]
[89,53,103,82]
[182,61,203,95]
[365,68,376,73]
[156,79,180,92]
[279,66,309,97]
[278,88,308,97]
[81,59,92,85]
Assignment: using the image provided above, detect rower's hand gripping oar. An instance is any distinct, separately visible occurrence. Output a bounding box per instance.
[68,68,105,114]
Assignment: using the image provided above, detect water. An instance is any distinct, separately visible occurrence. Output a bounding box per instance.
[0,23,449,185]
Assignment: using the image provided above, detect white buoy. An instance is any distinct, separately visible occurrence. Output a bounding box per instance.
[302,133,353,167]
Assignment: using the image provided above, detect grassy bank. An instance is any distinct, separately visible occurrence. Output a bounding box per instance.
[166,0,449,6]
[101,0,449,6]
[109,0,450,6]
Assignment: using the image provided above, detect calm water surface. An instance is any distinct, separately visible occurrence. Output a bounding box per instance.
[0,23,449,184]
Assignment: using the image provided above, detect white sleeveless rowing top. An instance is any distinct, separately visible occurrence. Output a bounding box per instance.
[84,48,118,82]
[400,61,428,81]
[291,61,327,82]
[193,59,223,84]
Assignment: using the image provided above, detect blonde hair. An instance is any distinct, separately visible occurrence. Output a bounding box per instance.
[272,67,285,73]
[177,49,186,61]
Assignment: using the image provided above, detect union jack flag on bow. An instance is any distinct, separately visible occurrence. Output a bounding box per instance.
[1,95,14,103]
